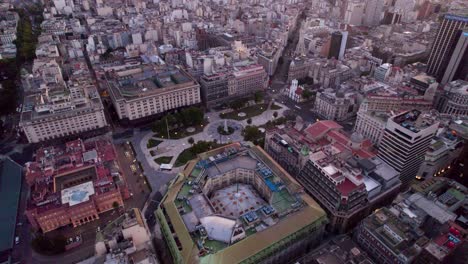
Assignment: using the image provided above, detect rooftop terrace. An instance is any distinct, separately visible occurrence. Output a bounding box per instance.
[159,143,327,263]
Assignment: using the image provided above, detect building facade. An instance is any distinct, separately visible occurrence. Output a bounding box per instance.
[19,60,108,143]
[265,121,401,233]
[434,80,468,117]
[106,64,201,122]
[426,14,468,82]
[156,143,328,264]
[378,110,439,188]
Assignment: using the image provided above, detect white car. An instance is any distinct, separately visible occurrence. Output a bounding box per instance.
[15,236,20,245]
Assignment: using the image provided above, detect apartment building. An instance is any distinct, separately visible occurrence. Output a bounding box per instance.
[106,64,201,122]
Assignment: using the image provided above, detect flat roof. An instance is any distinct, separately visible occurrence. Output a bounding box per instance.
[0,158,22,253]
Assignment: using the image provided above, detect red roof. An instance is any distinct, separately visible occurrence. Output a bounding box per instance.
[304,121,342,139]
[336,178,360,196]
[327,130,349,145]
[295,87,304,95]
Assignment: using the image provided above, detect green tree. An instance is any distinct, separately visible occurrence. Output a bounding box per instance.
[246,118,252,125]
[230,99,245,110]
[254,91,263,103]
[112,201,119,210]
[243,126,263,143]
[273,111,278,119]
[188,137,195,145]
[302,89,315,100]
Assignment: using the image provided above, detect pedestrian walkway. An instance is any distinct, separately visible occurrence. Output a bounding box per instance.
[142,102,289,170]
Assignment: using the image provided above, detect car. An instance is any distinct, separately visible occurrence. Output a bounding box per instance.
[15,236,19,245]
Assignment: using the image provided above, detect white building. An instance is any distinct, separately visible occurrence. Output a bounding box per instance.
[288,79,304,103]
[378,110,439,187]
[354,109,389,147]
[106,64,201,121]
[20,60,108,143]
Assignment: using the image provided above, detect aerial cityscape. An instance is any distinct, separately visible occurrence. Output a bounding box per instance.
[0,0,466,264]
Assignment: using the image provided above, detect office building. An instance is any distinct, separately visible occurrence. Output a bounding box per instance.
[25,139,128,233]
[257,44,283,76]
[19,60,108,143]
[328,31,342,60]
[426,14,468,82]
[363,0,384,27]
[156,143,328,264]
[344,1,365,26]
[200,63,268,108]
[265,121,401,233]
[106,64,201,122]
[434,80,468,117]
[378,110,439,187]
[441,29,468,85]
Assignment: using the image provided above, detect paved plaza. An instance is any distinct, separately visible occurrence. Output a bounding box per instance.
[142,102,289,171]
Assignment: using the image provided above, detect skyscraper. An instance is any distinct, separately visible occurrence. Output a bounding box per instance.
[378,110,439,188]
[441,29,468,85]
[328,31,342,59]
[426,14,468,83]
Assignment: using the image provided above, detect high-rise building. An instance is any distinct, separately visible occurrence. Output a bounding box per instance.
[426,14,468,83]
[156,143,328,263]
[328,31,342,59]
[378,110,439,188]
[363,0,384,26]
[441,29,468,85]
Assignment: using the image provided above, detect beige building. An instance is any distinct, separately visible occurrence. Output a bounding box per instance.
[314,91,357,121]
[20,60,108,143]
[354,109,390,147]
[106,64,201,121]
